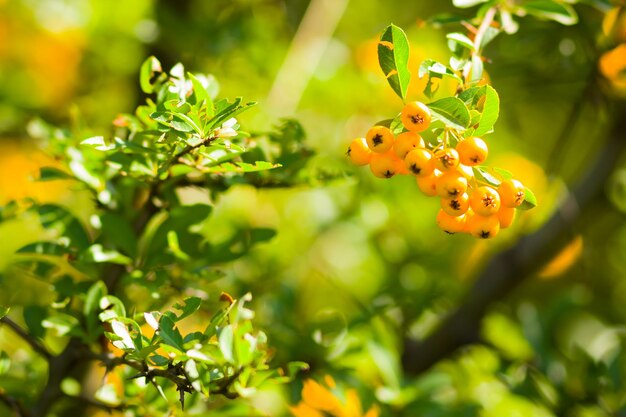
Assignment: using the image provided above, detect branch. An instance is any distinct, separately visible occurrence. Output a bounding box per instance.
[402,106,626,375]
[462,6,498,82]
[64,394,126,412]
[0,390,30,417]
[0,317,51,360]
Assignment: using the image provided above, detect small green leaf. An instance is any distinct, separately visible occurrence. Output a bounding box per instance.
[84,244,132,265]
[473,167,501,187]
[286,361,310,378]
[39,167,73,181]
[0,351,9,375]
[0,306,9,319]
[522,0,579,26]
[174,297,202,321]
[159,315,185,351]
[453,0,488,7]
[378,24,411,100]
[219,325,234,363]
[470,54,484,83]
[519,187,538,210]
[447,32,475,51]
[188,73,214,116]
[140,56,162,94]
[427,97,471,131]
[167,231,191,261]
[474,85,500,136]
[203,161,281,173]
[42,314,80,337]
[84,281,107,337]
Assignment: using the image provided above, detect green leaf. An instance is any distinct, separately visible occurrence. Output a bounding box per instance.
[427,97,471,131]
[99,213,138,258]
[84,281,107,337]
[203,161,281,173]
[109,319,135,350]
[470,55,484,83]
[0,351,9,375]
[0,306,9,319]
[158,315,185,351]
[140,56,162,94]
[519,187,538,210]
[174,297,202,321]
[84,244,132,265]
[286,361,310,378]
[522,1,579,26]
[219,325,234,363]
[42,314,80,337]
[378,24,411,100]
[167,231,191,261]
[474,85,500,135]
[453,0,488,7]
[446,32,475,51]
[472,166,501,187]
[188,73,214,116]
[39,167,73,181]
[99,295,126,320]
[36,205,90,250]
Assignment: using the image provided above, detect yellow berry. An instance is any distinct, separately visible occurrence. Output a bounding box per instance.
[370,151,401,179]
[347,138,371,166]
[469,186,501,216]
[457,137,488,166]
[366,126,394,153]
[441,192,470,217]
[393,132,425,159]
[416,170,442,196]
[434,148,460,171]
[404,148,435,177]
[435,170,468,198]
[436,209,467,234]
[401,101,432,132]
[498,206,516,229]
[468,214,500,239]
[498,179,525,208]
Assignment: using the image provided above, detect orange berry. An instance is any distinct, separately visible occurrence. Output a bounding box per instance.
[370,151,400,179]
[366,126,394,153]
[457,137,488,166]
[498,206,516,229]
[435,170,468,198]
[434,148,460,171]
[347,138,372,166]
[441,192,470,217]
[467,214,500,239]
[498,179,525,208]
[469,186,501,216]
[416,170,442,196]
[393,132,425,159]
[401,101,432,132]
[404,148,435,177]
[436,209,467,234]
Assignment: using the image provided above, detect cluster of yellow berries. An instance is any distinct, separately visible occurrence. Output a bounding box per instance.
[347,101,526,239]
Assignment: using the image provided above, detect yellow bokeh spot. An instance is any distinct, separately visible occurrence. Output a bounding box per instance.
[538,235,583,279]
[599,43,626,94]
[0,141,71,206]
[292,377,379,417]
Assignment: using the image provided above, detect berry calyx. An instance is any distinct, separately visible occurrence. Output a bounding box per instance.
[441,192,470,217]
[393,131,425,159]
[498,179,525,208]
[435,170,468,198]
[469,186,501,216]
[457,137,488,166]
[404,148,435,177]
[347,138,372,166]
[401,101,432,132]
[467,214,500,239]
[366,126,394,153]
[434,148,460,171]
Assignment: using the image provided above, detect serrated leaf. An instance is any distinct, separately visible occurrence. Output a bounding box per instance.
[519,187,538,210]
[203,161,281,174]
[378,24,411,100]
[474,85,500,135]
[174,297,202,321]
[159,315,185,351]
[427,97,471,131]
[38,167,73,181]
[522,0,579,26]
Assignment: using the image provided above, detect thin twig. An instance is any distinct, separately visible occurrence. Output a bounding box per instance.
[462,6,498,82]
[0,317,51,360]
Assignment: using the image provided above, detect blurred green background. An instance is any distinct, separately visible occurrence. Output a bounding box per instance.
[2,0,626,416]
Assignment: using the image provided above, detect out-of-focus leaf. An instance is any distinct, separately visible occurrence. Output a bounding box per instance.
[522,0,579,26]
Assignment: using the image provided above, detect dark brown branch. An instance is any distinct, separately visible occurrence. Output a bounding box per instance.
[0,317,51,360]
[402,106,626,376]
[0,389,30,417]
